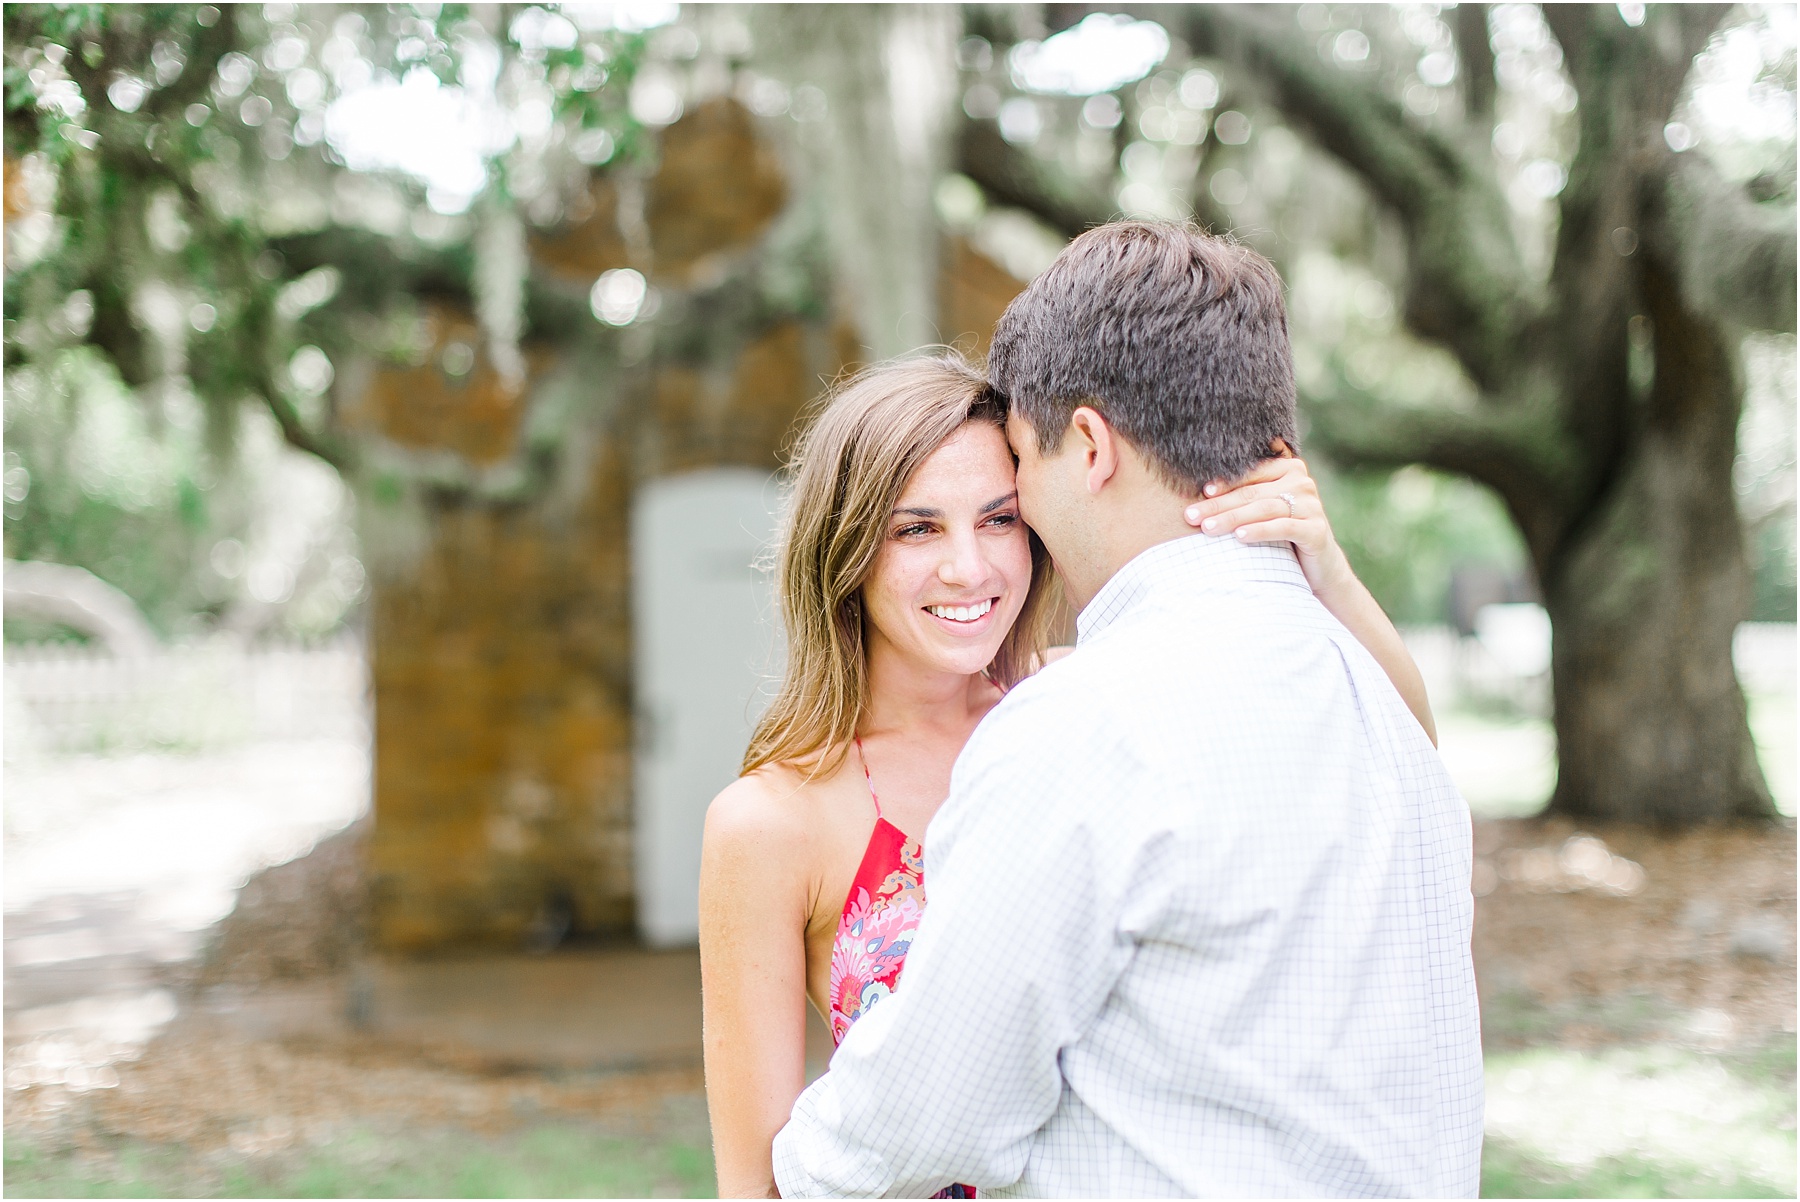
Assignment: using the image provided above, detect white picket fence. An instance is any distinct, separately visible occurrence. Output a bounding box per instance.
[4,635,369,756]
[3,620,1791,758]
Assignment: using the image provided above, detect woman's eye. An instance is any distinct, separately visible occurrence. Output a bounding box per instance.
[894,524,931,539]
[984,512,1019,529]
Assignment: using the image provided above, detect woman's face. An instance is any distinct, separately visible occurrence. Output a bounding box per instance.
[861,422,1033,679]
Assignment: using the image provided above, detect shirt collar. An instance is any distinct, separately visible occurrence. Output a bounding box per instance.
[1076,533,1311,645]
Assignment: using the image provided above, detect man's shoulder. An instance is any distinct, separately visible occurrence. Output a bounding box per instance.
[1065,585,1345,695]
[976,657,1110,752]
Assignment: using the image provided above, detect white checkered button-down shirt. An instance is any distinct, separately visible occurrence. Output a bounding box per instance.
[773,534,1485,1198]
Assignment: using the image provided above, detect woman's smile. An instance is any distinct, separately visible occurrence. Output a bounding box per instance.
[924,596,998,629]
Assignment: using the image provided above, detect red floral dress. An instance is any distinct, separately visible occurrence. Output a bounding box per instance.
[827,739,974,1199]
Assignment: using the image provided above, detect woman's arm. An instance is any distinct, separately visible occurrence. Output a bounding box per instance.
[699,775,816,1197]
[1183,456,1438,746]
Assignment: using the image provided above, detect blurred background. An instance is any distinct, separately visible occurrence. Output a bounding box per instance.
[3,2,1793,1196]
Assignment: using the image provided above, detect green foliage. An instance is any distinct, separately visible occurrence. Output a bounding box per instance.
[3,3,647,468]
[1482,1040,1799,1199]
[1480,1139,1795,1199]
[4,346,220,636]
[1480,989,1680,1049]
[3,2,654,636]
[1748,515,1797,621]
[1317,461,1529,625]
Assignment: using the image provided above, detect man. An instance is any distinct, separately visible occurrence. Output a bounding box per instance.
[772,221,1484,1197]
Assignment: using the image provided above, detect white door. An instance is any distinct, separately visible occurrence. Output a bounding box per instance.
[632,469,784,946]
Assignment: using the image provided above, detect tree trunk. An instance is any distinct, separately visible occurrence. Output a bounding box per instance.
[1541,261,1776,826]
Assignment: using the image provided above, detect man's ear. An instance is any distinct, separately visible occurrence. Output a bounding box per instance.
[1069,406,1120,496]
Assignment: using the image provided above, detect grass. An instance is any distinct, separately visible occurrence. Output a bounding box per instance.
[14,1043,1791,1201]
[1720,1034,1799,1089]
[1481,1137,1795,1199]
[9,1043,1792,1199]
[4,1123,715,1199]
[1480,989,1681,1049]
[1480,1040,1797,1199]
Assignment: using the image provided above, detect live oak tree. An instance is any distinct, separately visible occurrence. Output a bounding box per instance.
[4,4,655,475]
[965,4,1793,828]
[1189,4,1792,827]
[4,3,852,944]
[3,3,666,634]
[10,4,1793,831]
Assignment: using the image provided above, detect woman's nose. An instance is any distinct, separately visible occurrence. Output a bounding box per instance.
[938,528,988,587]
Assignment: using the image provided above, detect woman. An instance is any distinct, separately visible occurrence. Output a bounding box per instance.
[699,354,1433,1198]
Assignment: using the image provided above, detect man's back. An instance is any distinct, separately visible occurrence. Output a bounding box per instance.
[967,534,1483,1196]
[773,534,1484,1198]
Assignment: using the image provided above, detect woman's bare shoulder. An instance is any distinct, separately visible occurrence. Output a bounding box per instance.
[703,759,853,920]
[705,760,837,855]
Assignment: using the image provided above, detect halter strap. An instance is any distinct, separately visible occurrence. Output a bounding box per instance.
[852,737,883,820]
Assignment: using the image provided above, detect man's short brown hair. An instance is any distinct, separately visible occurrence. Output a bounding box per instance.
[988,221,1298,493]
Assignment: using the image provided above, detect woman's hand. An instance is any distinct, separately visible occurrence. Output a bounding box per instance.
[1183,454,1354,598]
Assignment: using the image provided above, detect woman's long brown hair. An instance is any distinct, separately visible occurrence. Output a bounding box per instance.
[740,353,1058,778]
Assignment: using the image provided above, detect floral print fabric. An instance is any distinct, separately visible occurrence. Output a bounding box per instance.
[828,817,926,1046]
[826,815,975,1198]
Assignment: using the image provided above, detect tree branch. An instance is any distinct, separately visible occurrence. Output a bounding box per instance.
[86,142,356,471]
[262,387,354,471]
[1171,4,1530,392]
[956,118,1116,239]
[1650,155,1797,335]
[1454,4,1495,130]
[1543,4,1724,117]
[1303,373,1578,562]
[1531,5,1732,524]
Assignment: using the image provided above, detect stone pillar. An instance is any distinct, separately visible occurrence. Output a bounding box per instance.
[359,98,1026,952]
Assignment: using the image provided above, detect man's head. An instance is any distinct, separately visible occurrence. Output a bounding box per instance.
[989,221,1297,603]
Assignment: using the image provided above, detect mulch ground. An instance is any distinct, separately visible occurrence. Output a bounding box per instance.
[7,816,1795,1168]
[5,1023,705,1159]
[1473,816,1796,1049]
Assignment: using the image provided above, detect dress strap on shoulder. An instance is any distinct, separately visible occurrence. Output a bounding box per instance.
[852,736,883,820]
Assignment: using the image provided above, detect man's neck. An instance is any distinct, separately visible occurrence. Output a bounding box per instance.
[1062,496,1202,613]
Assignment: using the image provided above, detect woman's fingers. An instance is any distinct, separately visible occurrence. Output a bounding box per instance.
[1189,460,1315,525]
[1201,457,1293,497]
[1230,517,1310,547]
[1193,493,1333,558]
[1188,479,1319,531]
[1198,495,1317,533]
[1187,453,1356,598]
